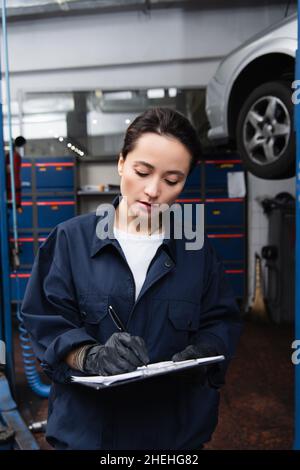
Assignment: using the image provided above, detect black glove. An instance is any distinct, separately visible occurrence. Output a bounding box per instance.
[172,344,225,389]
[83,332,150,376]
[172,343,218,362]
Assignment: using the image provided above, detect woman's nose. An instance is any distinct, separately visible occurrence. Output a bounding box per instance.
[144,179,160,199]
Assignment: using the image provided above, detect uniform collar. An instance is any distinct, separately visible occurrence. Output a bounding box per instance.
[90,193,176,262]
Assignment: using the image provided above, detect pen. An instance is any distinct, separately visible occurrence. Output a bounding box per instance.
[108,305,127,332]
[108,305,148,367]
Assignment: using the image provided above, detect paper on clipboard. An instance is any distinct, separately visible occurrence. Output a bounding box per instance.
[71,355,225,389]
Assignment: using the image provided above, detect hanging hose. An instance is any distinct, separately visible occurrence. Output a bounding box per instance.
[1,0,49,398]
[16,313,50,398]
[14,271,50,398]
[14,264,50,398]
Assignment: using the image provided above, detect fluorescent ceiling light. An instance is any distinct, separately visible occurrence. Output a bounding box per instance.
[168,88,177,97]
[103,91,133,101]
[147,89,165,99]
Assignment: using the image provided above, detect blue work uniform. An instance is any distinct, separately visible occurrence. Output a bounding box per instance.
[21,195,242,450]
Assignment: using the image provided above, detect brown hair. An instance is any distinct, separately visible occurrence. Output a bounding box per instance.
[121,107,202,174]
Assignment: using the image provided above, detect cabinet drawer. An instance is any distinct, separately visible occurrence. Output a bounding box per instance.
[205,198,244,226]
[35,158,75,191]
[208,233,245,262]
[37,198,75,228]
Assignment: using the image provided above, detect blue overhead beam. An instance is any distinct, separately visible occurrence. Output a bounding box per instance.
[294,0,300,450]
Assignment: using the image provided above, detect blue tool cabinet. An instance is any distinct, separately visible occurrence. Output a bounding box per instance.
[204,158,246,299]
[178,156,246,300]
[10,156,75,303]
[10,271,31,301]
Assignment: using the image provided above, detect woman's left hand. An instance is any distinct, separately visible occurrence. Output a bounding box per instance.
[171,343,218,362]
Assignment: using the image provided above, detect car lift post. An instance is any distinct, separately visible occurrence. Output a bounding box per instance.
[294,1,300,450]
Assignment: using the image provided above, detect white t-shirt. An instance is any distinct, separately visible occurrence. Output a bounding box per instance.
[113,226,165,301]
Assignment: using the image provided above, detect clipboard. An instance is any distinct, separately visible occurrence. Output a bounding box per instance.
[71,355,225,390]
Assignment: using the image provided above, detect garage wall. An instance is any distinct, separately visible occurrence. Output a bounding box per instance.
[247,174,296,306]
[4,2,290,97]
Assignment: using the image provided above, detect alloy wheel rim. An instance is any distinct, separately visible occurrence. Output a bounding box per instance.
[243,95,291,166]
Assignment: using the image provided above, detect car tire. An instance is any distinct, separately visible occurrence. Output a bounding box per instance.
[236,81,295,179]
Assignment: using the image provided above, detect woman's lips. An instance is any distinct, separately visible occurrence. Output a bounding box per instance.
[138,201,152,210]
[139,201,151,206]
[137,201,158,212]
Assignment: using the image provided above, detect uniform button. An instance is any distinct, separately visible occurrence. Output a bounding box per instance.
[164,260,172,268]
[81,311,87,317]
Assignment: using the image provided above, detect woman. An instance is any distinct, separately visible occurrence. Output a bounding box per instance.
[21,108,242,450]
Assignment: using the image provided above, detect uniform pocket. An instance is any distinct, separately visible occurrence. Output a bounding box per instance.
[79,294,113,342]
[80,295,108,324]
[168,300,200,332]
[152,300,201,359]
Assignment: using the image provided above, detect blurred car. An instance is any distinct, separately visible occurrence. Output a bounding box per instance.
[206,13,297,179]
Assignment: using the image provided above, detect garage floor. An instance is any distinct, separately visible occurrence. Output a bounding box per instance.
[13,318,294,450]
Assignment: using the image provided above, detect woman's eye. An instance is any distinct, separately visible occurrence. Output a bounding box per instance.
[135,170,178,185]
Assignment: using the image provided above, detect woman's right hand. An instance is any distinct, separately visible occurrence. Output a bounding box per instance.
[83,332,150,376]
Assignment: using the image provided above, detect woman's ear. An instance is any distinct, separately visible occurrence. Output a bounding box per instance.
[118,153,125,176]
